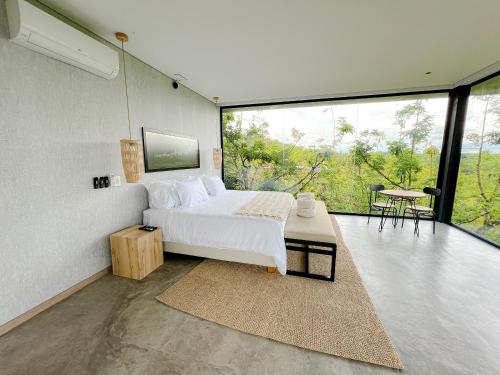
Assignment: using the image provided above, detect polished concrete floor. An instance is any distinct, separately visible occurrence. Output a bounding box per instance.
[1,217,499,375]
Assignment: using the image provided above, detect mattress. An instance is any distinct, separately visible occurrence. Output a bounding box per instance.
[143,190,287,274]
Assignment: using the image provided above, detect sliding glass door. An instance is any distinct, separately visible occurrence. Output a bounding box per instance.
[222,93,448,213]
[452,76,500,245]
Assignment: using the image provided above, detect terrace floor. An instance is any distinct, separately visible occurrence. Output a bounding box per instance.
[1,217,499,375]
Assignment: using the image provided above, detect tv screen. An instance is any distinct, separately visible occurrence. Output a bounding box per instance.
[142,128,200,172]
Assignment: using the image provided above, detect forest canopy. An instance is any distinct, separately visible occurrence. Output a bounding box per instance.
[222,96,499,245]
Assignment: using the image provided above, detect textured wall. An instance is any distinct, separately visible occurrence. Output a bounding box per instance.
[0,0,218,325]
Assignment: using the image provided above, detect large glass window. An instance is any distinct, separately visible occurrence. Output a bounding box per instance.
[452,76,500,245]
[222,94,448,213]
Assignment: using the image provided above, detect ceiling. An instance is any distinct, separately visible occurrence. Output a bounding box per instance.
[39,0,500,105]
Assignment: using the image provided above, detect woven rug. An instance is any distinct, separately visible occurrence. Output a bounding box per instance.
[156,216,403,369]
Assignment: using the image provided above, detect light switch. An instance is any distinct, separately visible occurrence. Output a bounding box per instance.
[110,174,121,187]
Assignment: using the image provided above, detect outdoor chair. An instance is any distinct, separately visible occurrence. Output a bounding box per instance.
[401,187,441,236]
[367,184,397,229]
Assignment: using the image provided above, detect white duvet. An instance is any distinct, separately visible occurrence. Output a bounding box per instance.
[143,190,287,274]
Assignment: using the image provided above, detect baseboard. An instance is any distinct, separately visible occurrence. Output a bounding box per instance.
[0,266,112,337]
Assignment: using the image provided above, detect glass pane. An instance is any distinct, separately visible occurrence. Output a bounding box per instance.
[222,94,448,214]
[452,75,500,245]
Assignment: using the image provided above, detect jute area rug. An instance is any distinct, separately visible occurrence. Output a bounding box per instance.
[156,217,403,369]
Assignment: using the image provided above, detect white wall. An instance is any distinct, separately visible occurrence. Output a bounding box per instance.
[0,0,219,326]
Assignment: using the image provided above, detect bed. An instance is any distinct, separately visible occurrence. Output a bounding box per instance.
[143,190,289,274]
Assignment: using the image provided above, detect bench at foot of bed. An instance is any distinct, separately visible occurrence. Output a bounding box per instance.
[284,201,337,282]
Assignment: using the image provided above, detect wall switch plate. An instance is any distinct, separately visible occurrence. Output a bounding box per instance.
[93,176,111,189]
[110,174,121,187]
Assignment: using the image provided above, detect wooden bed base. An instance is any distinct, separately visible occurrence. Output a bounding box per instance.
[164,241,277,269]
[164,240,335,280]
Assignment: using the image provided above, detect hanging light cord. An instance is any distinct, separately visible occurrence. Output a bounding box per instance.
[121,40,132,140]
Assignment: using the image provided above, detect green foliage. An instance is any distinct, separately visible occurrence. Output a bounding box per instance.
[387,140,409,156]
[453,153,499,243]
[452,94,500,244]
[223,111,328,192]
[223,98,499,245]
[424,145,439,157]
[486,131,500,145]
[336,117,354,140]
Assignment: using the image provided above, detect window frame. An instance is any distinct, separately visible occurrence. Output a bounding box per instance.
[444,72,500,247]
[219,75,500,249]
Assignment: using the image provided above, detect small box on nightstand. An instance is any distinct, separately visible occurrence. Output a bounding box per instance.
[110,225,164,280]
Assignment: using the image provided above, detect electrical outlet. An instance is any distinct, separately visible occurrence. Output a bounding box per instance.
[93,176,110,189]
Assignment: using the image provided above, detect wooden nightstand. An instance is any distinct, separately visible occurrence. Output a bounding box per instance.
[110,225,164,280]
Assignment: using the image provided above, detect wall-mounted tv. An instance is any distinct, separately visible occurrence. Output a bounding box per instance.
[142,128,200,172]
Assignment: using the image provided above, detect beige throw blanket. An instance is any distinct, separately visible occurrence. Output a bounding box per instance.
[236,191,294,221]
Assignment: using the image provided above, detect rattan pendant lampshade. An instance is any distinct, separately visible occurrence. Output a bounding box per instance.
[116,32,143,183]
[212,96,223,169]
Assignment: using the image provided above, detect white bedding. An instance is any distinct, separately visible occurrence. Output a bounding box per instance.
[143,190,288,274]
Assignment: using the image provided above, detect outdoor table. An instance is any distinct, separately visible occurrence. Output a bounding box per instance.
[378,189,428,231]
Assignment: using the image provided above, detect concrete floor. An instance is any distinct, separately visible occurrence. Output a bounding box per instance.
[1,217,499,375]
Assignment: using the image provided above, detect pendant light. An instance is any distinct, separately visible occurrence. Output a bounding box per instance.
[116,32,143,183]
[212,97,222,170]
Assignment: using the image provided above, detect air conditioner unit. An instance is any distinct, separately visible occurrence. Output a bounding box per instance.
[5,0,119,79]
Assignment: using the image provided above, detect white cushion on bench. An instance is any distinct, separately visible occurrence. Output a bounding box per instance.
[285,201,336,244]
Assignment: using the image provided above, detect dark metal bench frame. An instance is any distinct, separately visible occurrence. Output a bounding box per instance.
[285,237,337,282]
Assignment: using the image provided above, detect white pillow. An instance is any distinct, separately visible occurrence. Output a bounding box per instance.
[148,181,180,209]
[175,178,210,207]
[201,175,226,196]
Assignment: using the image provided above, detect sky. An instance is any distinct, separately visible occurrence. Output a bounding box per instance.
[462,95,500,153]
[234,96,448,153]
[229,95,499,154]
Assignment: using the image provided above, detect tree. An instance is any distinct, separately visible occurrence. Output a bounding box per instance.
[394,100,434,186]
[221,99,459,224]
[223,112,330,193]
[351,130,407,188]
[335,117,354,144]
[385,140,422,186]
[424,145,440,183]
[462,95,500,227]
[349,100,437,190]
[223,112,277,189]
